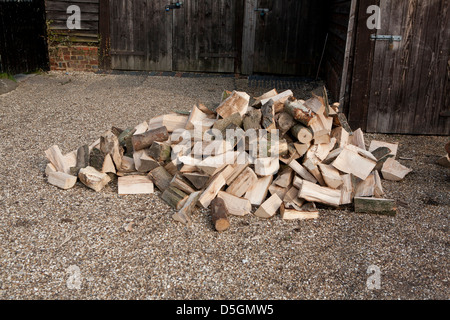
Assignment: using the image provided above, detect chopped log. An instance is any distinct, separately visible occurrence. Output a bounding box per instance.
[315,137,337,161]
[47,172,77,190]
[274,168,294,188]
[185,105,209,130]
[45,145,70,174]
[148,113,188,132]
[100,130,123,169]
[254,157,280,176]
[290,123,313,144]
[355,172,376,197]
[331,145,377,180]
[349,128,366,150]
[76,144,89,169]
[212,112,243,133]
[210,197,231,232]
[78,166,111,192]
[276,112,295,136]
[292,176,303,189]
[284,99,315,126]
[298,180,341,207]
[225,162,249,185]
[217,191,252,216]
[313,134,331,145]
[279,143,300,165]
[89,148,106,172]
[318,163,343,189]
[148,166,173,192]
[226,167,258,197]
[164,159,181,176]
[303,96,324,114]
[118,175,154,195]
[354,197,397,216]
[254,193,283,219]
[293,143,309,157]
[172,191,201,226]
[131,126,169,151]
[198,173,226,208]
[373,170,385,198]
[322,147,343,165]
[120,156,136,173]
[45,163,57,176]
[260,90,293,113]
[252,88,278,107]
[288,159,317,183]
[268,182,290,200]
[280,204,319,220]
[333,113,352,134]
[170,173,196,195]
[148,141,171,162]
[243,108,262,131]
[183,172,210,190]
[133,150,160,173]
[303,158,326,186]
[111,126,124,137]
[244,175,273,206]
[216,91,250,118]
[161,186,189,210]
[261,99,276,130]
[331,127,349,148]
[283,186,305,209]
[101,154,117,174]
[381,158,412,181]
[369,140,398,157]
[118,127,136,156]
[133,121,149,135]
[340,174,354,205]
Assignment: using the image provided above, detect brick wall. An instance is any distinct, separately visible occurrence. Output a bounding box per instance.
[49,46,99,72]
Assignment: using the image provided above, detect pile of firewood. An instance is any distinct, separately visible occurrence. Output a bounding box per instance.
[44,87,413,231]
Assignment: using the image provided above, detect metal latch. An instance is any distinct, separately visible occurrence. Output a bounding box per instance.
[165,1,183,11]
[254,8,269,17]
[370,34,402,42]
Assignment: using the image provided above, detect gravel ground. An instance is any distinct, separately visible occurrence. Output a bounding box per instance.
[0,71,448,300]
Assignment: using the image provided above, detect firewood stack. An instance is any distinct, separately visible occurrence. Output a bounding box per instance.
[44,87,413,231]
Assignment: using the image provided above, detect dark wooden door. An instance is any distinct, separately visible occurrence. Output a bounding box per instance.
[251,0,328,76]
[347,0,450,135]
[110,0,172,71]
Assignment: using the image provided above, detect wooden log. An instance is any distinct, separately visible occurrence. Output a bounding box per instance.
[318,163,343,189]
[340,174,354,205]
[373,170,385,198]
[303,158,326,186]
[290,123,313,144]
[243,108,262,131]
[436,154,450,168]
[148,113,189,132]
[185,105,209,130]
[322,147,343,165]
[101,154,117,174]
[212,112,243,133]
[280,204,319,220]
[288,159,317,183]
[172,191,201,226]
[148,141,171,162]
[148,166,173,192]
[118,175,154,195]
[254,157,280,176]
[210,197,231,232]
[314,137,337,162]
[226,167,258,197]
[274,168,294,188]
[279,143,300,165]
[118,127,136,156]
[331,126,349,148]
[133,121,149,135]
[284,99,316,126]
[217,191,252,216]
[78,166,111,192]
[170,173,196,195]
[261,99,276,130]
[183,172,210,190]
[133,150,160,173]
[276,112,295,136]
[76,144,89,169]
[216,91,250,118]
[331,146,377,180]
[268,182,290,200]
[164,159,181,176]
[349,128,366,150]
[131,126,169,151]
[45,163,57,176]
[254,193,283,219]
[354,197,397,216]
[355,172,376,197]
[252,88,278,107]
[313,134,331,145]
[244,175,273,206]
[293,143,309,157]
[333,113,353,134]
[45,145,70,174]
[283,186,305,209]
[260,90,293,113]
[381,158,412,181]
[100,130,123,169]
[198,173,226,208]
[120,156,136,173]
[161,186,189,210]
[47,172,77,190]
[298,180,341,207]
[197,151,236,176]
[369,140,398,158]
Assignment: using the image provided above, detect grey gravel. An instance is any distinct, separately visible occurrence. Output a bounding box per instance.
[0,71,448,300]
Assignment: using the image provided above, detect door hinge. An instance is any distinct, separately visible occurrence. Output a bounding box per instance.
[370,34,402,42]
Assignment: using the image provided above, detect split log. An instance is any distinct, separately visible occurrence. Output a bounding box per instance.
[254,193,283,219]
[45,145,70,174]
[261,99,276,130]
[298,180,341,207]
[331,145,377,180]
[183,172,210,190]
[381,158,412,181]
[349,128,366,150]
[280,204,319,220]
[196,151,236,176]
[76,144,89,169]
[369,140,398,157]
[100,130,123,169]
[254,157,280,176]
[148,166,173,192]
[290,123,313,144]
[293,143,309,157]
[288,159,317,183]
[274,168,294,188]
[354,172,376,197]
[216,91,250,118]
[354,197,397,216]
[243,108,262,131]
[78,166,111,192]
[252,88,278,107]
[217,191,252,216]
[212,112,243,133]
[226,167,258,197]
[131,126,169,151]
[170,173,196,195]
[118,127,136,156]
[45,163,57,176]
[161,186,189,210]
[303,158,326,186]
[47,172,77,190]
[89,148,116,174]
[120,156,136,173]
[172,191,201,226]
[198,173,226,208]
[148,141,171,162]
[148,113,188,132]
[331,127,349,148]
[164,159,181,176]
[276,112,295,136]
[133,121,149,135]
[244,175,273,206]
[318,163,343,189]
[133,150,160,173]
[268,182,290,200]
[373,170,385,198]
[260,90,293,113]
[284,99,316,126]
[340,174,354,205]
[118,175,154,195]
[225,162,249,185]
[210,197,231,232]
[283,186,305,209]
[185,105,209,130]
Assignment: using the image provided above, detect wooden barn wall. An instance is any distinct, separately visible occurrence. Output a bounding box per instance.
[323,0,352,103]
[45,0,99,44]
